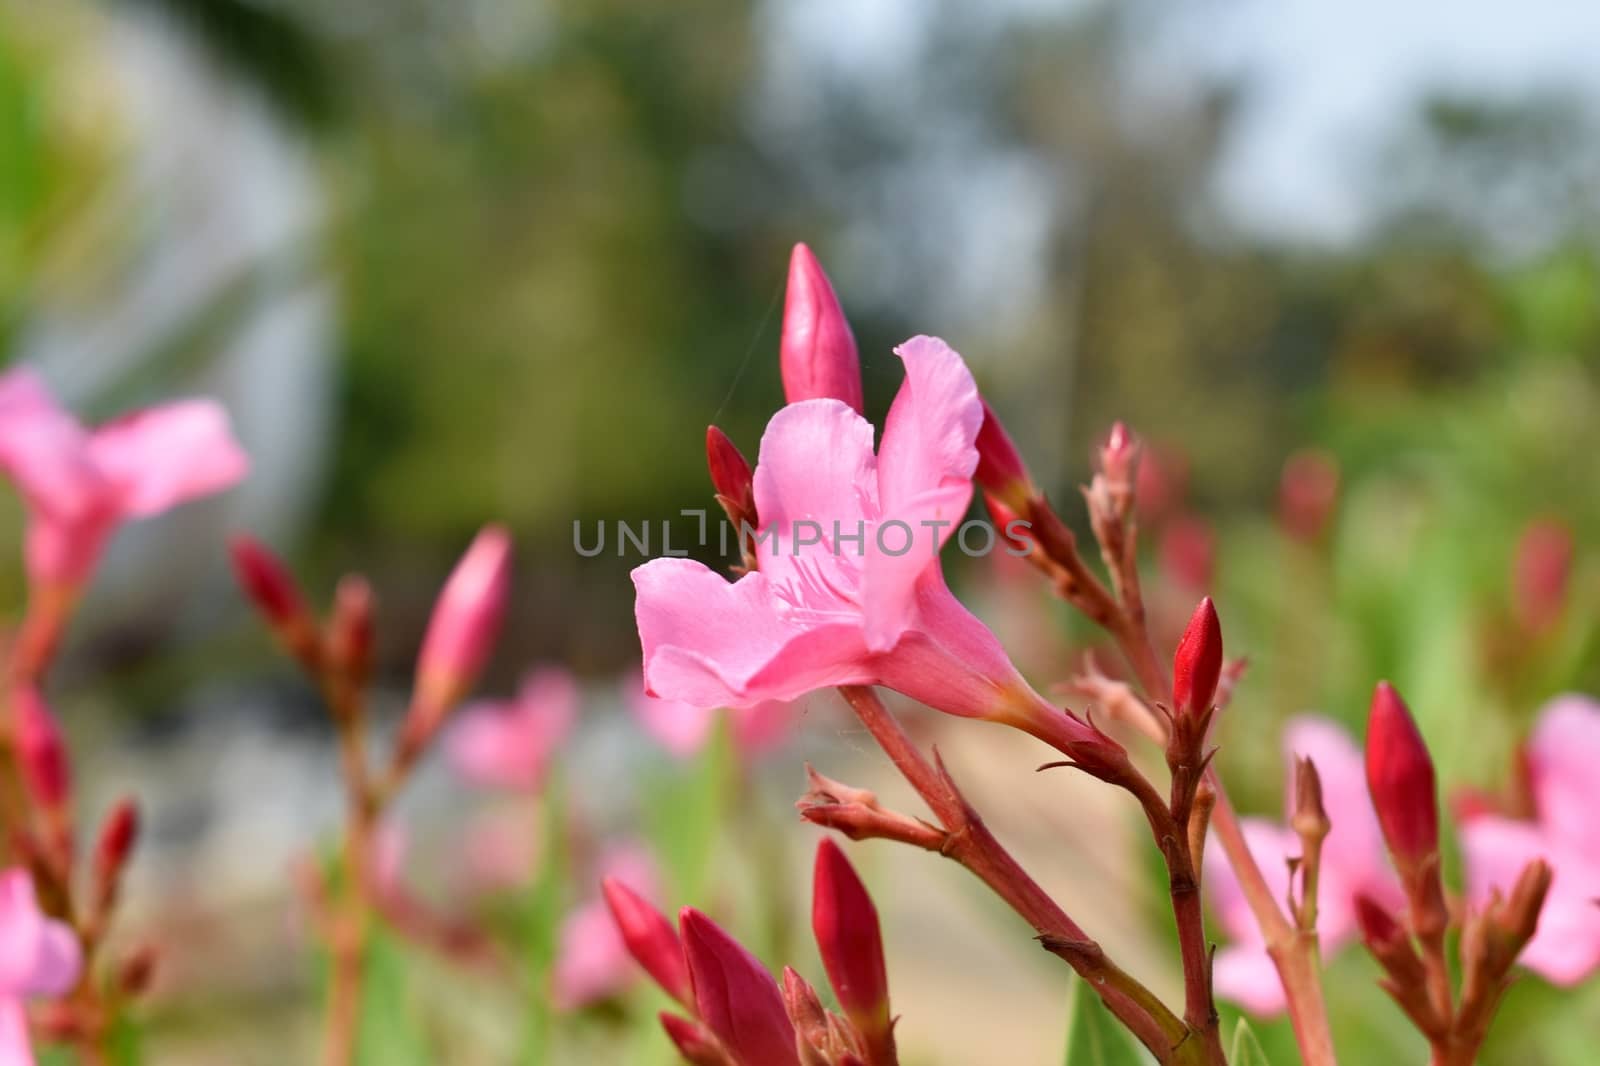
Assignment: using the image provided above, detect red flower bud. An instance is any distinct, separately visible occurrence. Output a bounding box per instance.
[94,797,140,890]
[405,526,512,755]
[706,426,755,518]
[1364,682,1439,869]
[13,685,70,810]
[328,575,376,691]
[1353,893,1404,948]
[811,840,892,1057]
[1100,422,1137,486]
[1172,598,1223,717]
[680,908,799,1066]
[1511,518,1572,635]
[603,878,692,1009]
[1279,450,1340,543]
[974,401,1034,512]
[781,244,862,414]
[229,535,304,628]
[229,534,320,668]
[659,1013,728,1066]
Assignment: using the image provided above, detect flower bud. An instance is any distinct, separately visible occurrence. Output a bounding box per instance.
[229,535,320,669]
[680,908,799,1066]
[1511,518,1572,635]
[93,797,140,912]
[782,967,832,1065]
[706,426,755,518]
[116,944,159,999]
[328,575,376,693]
[404,526,512,761]
[1100,422,1137,486]
[1172,597,1223,717]
[602,878,691,1009]
[974,401,1034,513]
[13,685,70,811]
[781,244,862,413]
[811,840,893,1061]
[1364,682,1439,870]
[1279,450,1340,543]
[658,1013,728,1066]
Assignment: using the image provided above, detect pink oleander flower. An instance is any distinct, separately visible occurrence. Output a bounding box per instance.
[447,667,577,791]
[0,368,248,591]
[633,336,1091,750]
[626,674,792,759]
[1208,716,1404,1015]
[0,868,83,1066]
[1460,695,1600,985]
[551,846,660,1010]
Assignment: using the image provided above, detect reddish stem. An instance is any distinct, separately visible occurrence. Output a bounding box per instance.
[836,687,1195,1064]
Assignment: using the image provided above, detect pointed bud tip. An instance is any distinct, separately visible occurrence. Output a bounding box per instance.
[1365,681,1439,868]
[228,533,305,626]
[1172,597,1224,716]
[781,243,862,412]
[812,839,890,1040]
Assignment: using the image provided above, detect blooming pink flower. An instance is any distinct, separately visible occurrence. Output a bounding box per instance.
[633,337,1089,748]
[551,847,660,1010]
[447,667,576,791]
[626,674,792,759]
[1461,695,1600,985]
[0,368,248,591]
[1208,716,1403,1015]
[0,868,82,1066]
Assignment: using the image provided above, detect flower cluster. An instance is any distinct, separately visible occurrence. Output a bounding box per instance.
[617,245,1580,1066]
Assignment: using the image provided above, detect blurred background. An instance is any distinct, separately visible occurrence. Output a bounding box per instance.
[3,0,1599,1062]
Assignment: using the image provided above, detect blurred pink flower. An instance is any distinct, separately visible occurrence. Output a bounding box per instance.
[0,868,82,1066]
[0,368,248,590]
[447,667,576,791]
[626,674,792,759]
[1461,695,1600,985]
[459,808,542,894]
[633,336,1088,745]
[1207,716,1403,1015]
[551,846,660,1010]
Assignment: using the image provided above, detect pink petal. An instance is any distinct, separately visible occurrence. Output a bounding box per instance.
[86,399,248,518]
[633,559,872,709]
[1213,946,1287,1017]
[870,569,1052,723]
[629,683,718,758]
[1281,716,1398,906]
[874,337,983,516]
[1461,816,1600,985]
[751,399,877,554]
[863,338,982,649]
[1206,819,1295,949]
[0,369,103,521]
[446,667,576,790]
[551,899,633,1009]
[1527,695,1600,855]
[733,699,796,756]
[0,869,81,999]
[0,999,35,1066]
[24,515,115,589]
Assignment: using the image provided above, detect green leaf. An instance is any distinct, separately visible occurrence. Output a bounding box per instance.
[1063,975,1150,1065]
[1230,1018,1272,1066]
[355,928,431,1066]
